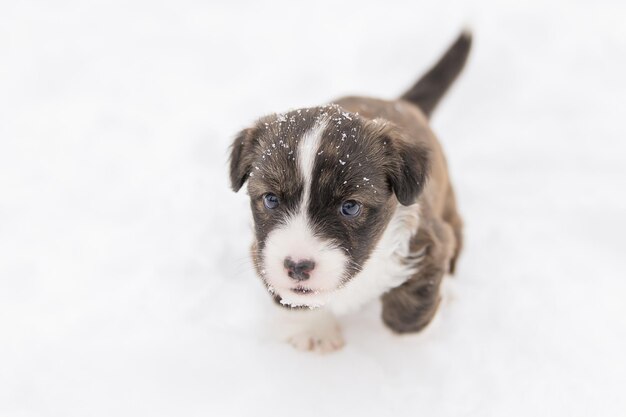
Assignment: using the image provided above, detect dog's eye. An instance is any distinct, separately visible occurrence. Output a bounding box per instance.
[340,200,362,217]
[263,193,280,209]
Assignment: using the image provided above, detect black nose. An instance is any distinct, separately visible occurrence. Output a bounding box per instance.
[284,258,316,281]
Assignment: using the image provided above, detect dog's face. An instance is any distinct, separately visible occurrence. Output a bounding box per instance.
[229,105,429,308]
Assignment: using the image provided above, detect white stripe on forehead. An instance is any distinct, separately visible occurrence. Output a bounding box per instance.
[297,118,328,210]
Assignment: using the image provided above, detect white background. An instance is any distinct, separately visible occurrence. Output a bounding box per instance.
[1,0,625,416]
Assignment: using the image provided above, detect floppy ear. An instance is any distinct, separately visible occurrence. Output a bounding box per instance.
[229,126,259,192]
[378,121,431,206]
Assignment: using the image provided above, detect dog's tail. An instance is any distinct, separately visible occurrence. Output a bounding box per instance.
[400,30,472,118]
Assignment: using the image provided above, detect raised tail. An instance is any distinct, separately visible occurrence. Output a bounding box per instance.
[401,30,472,118]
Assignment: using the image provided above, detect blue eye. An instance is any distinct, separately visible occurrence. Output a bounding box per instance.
[263,193,280,209]
[340,200,362,217]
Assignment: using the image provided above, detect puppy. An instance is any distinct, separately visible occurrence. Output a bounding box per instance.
[229,31,470,352]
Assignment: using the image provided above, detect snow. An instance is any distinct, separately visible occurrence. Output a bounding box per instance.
[1,0,625,416]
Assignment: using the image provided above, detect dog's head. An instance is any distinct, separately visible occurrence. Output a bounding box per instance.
[229,105,429,308]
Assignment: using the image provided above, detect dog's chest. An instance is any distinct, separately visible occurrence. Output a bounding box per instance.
[327,204,421,315]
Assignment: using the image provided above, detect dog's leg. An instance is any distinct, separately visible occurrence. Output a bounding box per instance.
[272,306,345,353]
[442,185,464,274]
[380,218,454,333]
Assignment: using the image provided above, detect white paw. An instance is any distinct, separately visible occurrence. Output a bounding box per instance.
[272,307,345,353]
[287,324,345,353]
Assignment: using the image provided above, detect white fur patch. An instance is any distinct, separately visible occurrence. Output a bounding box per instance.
[297,118,327,208]
[327,203,421,315]
[262,212,348,307]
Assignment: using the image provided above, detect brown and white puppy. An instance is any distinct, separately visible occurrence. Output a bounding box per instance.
[229,31,470,353]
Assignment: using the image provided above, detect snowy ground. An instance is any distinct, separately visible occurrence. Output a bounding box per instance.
[1,0,625,416]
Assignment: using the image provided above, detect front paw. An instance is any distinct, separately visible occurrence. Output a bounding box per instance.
[274,308,345,353]
[287,323,345,353]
